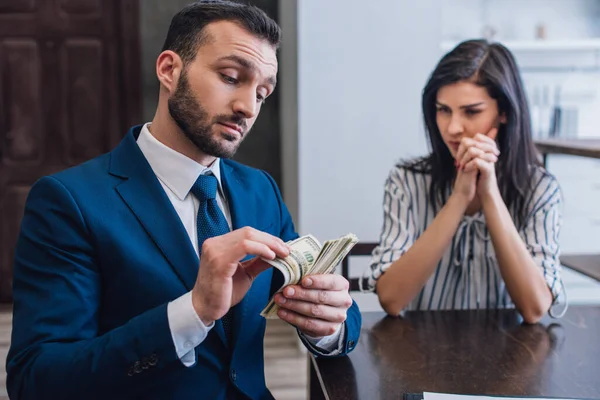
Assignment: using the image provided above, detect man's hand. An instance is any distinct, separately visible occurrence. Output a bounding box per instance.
[274,274,352,338]
[191,227,290,325]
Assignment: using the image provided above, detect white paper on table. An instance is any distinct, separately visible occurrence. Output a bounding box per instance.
[425,392,582,400]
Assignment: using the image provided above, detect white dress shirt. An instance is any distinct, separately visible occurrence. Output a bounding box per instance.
[136,123,343,366]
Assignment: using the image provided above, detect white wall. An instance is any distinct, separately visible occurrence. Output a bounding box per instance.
[292,0,440,243]
[442,0,600,41]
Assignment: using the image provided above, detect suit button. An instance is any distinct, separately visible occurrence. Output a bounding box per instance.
[348,340,355,349]
[230,369,237,381]
[148,354,158,366]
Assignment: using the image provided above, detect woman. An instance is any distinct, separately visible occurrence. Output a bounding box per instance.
[364,39,565,323]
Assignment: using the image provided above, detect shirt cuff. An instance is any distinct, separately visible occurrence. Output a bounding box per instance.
[167,291,214,367]
[301,323,345,355]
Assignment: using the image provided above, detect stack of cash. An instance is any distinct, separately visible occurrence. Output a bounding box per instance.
[260,233,359,318]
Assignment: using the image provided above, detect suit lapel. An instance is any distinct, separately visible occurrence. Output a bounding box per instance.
[109,126,199,292]
[220,160,267,350]
[220,160,257,232]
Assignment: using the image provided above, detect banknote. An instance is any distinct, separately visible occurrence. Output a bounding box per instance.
[260,233,359,318]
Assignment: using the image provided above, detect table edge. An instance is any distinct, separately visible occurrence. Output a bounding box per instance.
[310,354,332,400]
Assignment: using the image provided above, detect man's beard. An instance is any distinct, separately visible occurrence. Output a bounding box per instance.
[168,71,248,159]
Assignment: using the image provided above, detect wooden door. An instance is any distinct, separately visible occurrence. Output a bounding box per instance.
[0,0,141,302]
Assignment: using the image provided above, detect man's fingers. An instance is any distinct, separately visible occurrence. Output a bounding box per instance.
[207,228,288,262]
[238,227,290,258]
[280,285,352,307]
[275,295,347,323]
[241,258,273,279]
[301,274,349,291]
[214,237,276,263]
[277,308,341,337]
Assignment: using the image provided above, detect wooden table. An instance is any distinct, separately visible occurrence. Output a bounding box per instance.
[309,307,600,400]
[535,139,600,283]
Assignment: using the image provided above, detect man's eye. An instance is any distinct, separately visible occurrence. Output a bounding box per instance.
[221,74,238,84]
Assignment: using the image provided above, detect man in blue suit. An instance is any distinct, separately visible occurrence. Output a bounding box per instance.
[6,1,361,399]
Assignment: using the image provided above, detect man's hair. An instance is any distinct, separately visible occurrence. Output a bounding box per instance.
[161,0,281,64]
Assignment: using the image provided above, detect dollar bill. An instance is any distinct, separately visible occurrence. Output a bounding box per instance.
[260,233,359,318]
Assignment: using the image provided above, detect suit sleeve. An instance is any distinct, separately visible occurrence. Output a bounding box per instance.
[7,176,181,400]
[262,171,362,357]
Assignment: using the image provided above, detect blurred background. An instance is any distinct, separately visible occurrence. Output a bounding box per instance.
[1,1,600,399]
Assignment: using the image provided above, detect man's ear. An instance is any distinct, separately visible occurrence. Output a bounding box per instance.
[156,50,183,94]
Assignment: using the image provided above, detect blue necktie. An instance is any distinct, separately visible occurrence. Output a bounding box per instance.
[190,173,233,344]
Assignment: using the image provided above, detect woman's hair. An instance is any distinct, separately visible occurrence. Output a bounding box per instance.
[403,39,542,225]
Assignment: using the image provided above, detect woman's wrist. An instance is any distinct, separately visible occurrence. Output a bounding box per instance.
[479,184,502,207]
[447,192,470,214]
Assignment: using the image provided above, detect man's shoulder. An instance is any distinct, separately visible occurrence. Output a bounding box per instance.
[49,152,113,191]
[221,159,274,185]
[23,152,116,217]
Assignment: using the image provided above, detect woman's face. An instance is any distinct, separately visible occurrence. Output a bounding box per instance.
[435,80,505,158]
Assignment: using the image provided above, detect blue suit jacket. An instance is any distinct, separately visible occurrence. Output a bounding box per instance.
[6,126,361,400]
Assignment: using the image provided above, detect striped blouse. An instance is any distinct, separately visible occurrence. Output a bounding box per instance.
[364,164,565,313]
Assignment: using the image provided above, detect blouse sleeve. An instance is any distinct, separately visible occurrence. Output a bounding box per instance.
[520,172,564,307]
[364,167,418,292]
